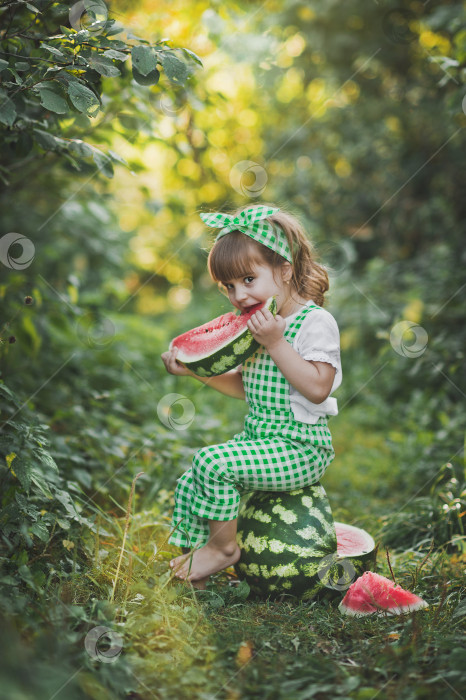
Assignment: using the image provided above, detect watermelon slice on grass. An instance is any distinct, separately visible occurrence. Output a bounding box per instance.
[170,296,277,377]
[339,571,428,616]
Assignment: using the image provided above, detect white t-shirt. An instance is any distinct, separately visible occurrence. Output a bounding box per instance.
[283,300,342,423]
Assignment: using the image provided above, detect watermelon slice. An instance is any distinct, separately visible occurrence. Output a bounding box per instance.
[339,571,428,616]
[335,522,375,559]
[170,295,276,377]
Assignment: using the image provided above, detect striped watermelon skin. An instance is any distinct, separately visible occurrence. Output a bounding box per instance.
[234,485,376,600]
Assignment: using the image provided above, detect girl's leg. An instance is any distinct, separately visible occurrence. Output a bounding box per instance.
[168,468,211,549]
[170,434,333,583]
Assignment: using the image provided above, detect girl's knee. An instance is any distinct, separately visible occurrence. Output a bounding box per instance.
[192,446,226,480]
[193,445,213,462]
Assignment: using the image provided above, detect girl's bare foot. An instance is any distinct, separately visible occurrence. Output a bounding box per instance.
[170,543,240,582]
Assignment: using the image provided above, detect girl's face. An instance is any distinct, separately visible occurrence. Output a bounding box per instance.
[222,262,291,314]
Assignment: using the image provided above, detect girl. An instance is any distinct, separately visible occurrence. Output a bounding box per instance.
[161,204,342,590]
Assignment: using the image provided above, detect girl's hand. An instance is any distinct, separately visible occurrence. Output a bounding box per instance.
[247,308,286,351]
[161,347,193,376]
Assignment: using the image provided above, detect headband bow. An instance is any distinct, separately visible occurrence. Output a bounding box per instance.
[199,205,292,263]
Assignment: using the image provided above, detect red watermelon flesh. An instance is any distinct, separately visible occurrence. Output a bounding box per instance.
[168,296,276,377]
[171,300,266,360]
[335,522,375,558]
[339,571,428,616]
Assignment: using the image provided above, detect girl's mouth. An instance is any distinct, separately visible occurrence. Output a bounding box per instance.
[242,302,262,313]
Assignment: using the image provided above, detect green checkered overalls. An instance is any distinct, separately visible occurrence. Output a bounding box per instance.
[168,302,335,548]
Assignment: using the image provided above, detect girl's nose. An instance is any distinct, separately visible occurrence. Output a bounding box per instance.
[235,289,249,303]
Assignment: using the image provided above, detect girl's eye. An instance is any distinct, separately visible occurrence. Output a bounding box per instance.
[224,277,253,290]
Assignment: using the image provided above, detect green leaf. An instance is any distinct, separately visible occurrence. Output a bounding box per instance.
[37,83,69,114]
[0,89,17,126]
[181,47,203,67]
[67,82,100,117]
[88,55,121,77]
[92,148,114,177]
[74,29,92,44]
[62,151,81,171]
[67,139,95,158]
[105,23,124,36]
[33,128,65,151]
[35,448,58,472]
[0,383,17,402]
[131,45,158,76]
[59,25,77,36]
[40,42,66,59]
[26,3,41,12]
[107,149,128,167]
[132,66,160,86]
[103,49,128,61]
[30,521,49,541]
[159,51,188,84]
[0,59,9,72]
[11,459,32,491]
[101,39,127,50]
[55,489,80,518]
[30,467,54,499]
[17,564,38,591]
[7,66,23,85]
[56,517,71,530]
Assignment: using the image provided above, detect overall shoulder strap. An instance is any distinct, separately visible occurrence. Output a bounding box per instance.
[285,301,320,342]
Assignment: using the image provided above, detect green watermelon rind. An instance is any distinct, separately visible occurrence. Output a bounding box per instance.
[173,296,277,377]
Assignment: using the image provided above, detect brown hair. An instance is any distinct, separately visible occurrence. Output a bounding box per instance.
[206,203,329,306]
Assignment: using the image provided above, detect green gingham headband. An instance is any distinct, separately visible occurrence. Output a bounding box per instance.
[199,205,293,263]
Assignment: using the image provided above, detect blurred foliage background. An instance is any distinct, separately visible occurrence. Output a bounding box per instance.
[1,0,465,697]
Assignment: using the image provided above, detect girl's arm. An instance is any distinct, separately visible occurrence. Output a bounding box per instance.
[247,308,336,404]
[267,339,335,404]
[161,348,246,400]
[188,367,245,400]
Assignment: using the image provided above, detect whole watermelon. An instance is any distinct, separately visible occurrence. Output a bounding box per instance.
[234,484,376,601]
